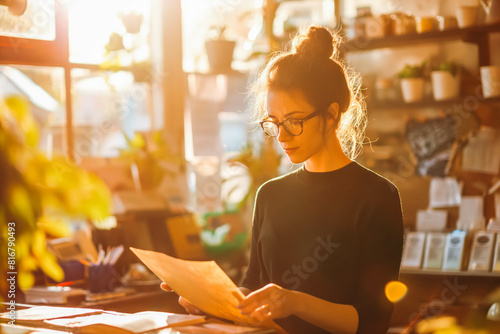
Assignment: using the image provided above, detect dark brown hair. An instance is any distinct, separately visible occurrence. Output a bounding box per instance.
[252,25,367,159]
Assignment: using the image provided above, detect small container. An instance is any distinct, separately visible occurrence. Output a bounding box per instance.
[88,264,116,293]
[415,16,436,33]
[480,65,500,98]
[456,6,478,28]
[391,12,416,35]
[436,16,458,31]
[375,77,396,101]
[365,16,385,39]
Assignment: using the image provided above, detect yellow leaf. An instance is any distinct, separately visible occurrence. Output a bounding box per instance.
[19,254,38,272]
[15,235,30,260]
[38,252,64,282]
[49,159,75,185]
[32,229,46,259]
[9,184,35,226]
[5,95,29,119]
[23,118,40,147]
[18,270,35,291]
[131,133,145,149]
[37,216,71,238]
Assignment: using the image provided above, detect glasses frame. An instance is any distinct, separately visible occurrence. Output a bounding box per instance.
[259,110,322,137]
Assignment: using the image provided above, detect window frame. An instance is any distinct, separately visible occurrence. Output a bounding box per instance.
[0,0,185,164]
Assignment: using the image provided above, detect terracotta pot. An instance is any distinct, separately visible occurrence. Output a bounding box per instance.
[205,40,235,72]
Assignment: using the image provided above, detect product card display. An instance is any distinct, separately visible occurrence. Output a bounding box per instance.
[468,232,495,271]
[443,230,467,270]
[416,210,447,232]
[493,234,500,272]
[422,233,447,269]
[401,232,426,268]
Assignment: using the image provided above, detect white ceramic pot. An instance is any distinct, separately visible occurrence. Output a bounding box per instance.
[456,6,478,28]
[480,66,500,98]
[431,71,461,101]
[400,78,425,103]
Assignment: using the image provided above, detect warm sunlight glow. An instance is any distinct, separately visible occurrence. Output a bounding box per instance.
[415,316,457,333]
[385,281,408,303]
[69,0,150,64]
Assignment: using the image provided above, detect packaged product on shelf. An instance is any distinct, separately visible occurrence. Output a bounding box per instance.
[401,232,426,268]
[422,233,447,269]
[468,231,496,271]
[491,234,500,272]
[442,230,467,271]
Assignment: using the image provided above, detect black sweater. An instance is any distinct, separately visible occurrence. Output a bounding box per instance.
[241,162,404,334]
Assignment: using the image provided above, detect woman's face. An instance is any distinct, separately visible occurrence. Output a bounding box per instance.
[266,90,333,165]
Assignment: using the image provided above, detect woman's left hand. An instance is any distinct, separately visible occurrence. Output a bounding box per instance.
[238,284,295,323]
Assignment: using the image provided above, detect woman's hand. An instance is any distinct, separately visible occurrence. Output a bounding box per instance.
[160,283,205,315]
[237,283,295,323]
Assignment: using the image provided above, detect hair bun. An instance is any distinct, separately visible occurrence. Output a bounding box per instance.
[293,26,335,60]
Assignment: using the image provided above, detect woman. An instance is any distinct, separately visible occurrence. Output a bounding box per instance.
[164,25,404,334]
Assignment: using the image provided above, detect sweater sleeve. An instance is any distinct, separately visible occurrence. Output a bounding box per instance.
[352,182,404,334]
[241,191,264,291]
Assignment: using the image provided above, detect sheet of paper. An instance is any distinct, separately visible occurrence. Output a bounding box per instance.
[456,196,485,231]
[0,306,101,321]
[429,177,461,208]
[130,248,283,332]
[416,210,447,231]
[45,311,205,333]
[172,322,275,333]
[1,323,72,334]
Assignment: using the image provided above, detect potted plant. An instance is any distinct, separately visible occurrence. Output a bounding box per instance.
[0,96,111,295]
[398,61,427,103]
[205,25,236,72]
[431,61,462,101]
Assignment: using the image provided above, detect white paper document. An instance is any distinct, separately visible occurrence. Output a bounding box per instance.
[130,248,283,333]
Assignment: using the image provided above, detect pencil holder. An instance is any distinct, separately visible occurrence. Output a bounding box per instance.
[88,264,116,293]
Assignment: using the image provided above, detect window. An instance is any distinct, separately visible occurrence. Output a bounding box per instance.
[0,0,157,161]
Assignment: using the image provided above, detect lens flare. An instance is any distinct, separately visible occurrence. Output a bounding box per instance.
[385,281,408,303]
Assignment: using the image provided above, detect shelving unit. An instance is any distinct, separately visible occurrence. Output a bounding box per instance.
[369,95,500,110]
[342,22,500,66]
[341,20,500,329]
[400,268,500,278]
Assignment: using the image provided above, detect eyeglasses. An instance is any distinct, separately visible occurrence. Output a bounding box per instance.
[259,110,321,137]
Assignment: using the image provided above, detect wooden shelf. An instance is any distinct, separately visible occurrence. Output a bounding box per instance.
[400,268,500,277]
[368,95,500,111]
[342,22,500,52]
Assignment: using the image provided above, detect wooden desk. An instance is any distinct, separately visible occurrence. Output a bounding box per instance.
[0,303,276,334]
[80,288,186,314]
[20,286,186,314]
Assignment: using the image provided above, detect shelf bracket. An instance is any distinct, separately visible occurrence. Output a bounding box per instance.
[463,31,491,67]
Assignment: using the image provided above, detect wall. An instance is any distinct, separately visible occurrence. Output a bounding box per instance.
[341,0,500,228]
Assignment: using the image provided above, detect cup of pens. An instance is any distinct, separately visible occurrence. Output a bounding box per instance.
[84,245,124,293]
[88,264,115,293]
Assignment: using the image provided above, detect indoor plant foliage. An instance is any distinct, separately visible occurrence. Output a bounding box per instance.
[224,137,281,211]
[398,61,428,103]
[0,96,112,297]
[119,130,185,190]
[431,61,462,101]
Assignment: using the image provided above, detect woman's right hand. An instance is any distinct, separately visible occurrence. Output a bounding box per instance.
[160,283,205,315]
